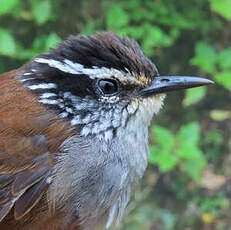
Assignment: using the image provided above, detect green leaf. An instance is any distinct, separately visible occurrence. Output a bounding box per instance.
[177,122,200,146]
[218,48,231,69]
[177,143,200,159]
[157,151,179,172]
[176,122,206,182]
[183,87,207,106]
[181,152,207,182]
[149,146,179,172]
[0,0,19,15]
[31,0,52,25]
[190,41,217,74]
[106,5,129,29]
[151,125,175,150]
[210,0,231,20]
[214,71,231,90]
[149,147,178,172]
[0,28,16,56]
[45,33,61,50]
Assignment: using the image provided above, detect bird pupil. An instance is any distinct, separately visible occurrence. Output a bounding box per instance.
[104,82,113,92]
[98,79,118,95]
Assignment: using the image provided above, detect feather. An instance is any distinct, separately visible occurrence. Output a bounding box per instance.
[0,201,14,222]
[0,175,13,188]
[14,176,49,220]
[0,188,10,205]
[12,165,49,196]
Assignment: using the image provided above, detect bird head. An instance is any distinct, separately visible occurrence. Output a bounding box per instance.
[20,32,213,141]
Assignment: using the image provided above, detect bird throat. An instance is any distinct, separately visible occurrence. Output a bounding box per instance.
[48,95,165,230]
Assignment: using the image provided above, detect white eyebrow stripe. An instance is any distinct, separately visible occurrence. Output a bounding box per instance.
[35,58,85,75]
[34,58,140,85]
[63,59,86,73]
[34,58,124,78]
[28,83,57,90]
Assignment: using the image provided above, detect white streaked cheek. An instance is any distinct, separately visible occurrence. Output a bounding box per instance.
[39,99,60,105]
[27,83,57,90]
[60,112,69,118]
[40,93,57,98]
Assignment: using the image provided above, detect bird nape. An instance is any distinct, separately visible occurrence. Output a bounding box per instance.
[0,31,213,230]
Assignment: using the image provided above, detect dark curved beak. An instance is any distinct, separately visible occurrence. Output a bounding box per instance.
[139,76,214,97]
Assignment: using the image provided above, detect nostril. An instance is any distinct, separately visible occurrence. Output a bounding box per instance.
[160,78,170,83]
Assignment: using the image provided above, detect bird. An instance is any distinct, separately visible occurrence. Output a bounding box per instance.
[0,32,213,230]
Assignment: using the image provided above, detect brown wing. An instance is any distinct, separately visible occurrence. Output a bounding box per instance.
[0,69,75,223]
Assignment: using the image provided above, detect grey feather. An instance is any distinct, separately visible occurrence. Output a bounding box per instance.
[48,95,165,230]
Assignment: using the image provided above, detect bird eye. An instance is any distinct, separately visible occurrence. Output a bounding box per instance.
[98,79,118,96]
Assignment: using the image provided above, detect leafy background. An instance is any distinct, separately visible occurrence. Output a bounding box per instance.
[0,0,231,229]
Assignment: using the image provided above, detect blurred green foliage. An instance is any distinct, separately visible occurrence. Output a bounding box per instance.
[0,0,61,59]
[0,0,230,229]
[149,122,207,182]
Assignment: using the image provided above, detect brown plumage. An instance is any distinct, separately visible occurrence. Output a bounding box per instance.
[0,70,76,230]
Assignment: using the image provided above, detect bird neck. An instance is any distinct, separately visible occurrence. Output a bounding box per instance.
[48,95,165,230]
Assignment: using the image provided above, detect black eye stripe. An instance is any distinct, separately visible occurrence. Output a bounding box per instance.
[98,79,118,96]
